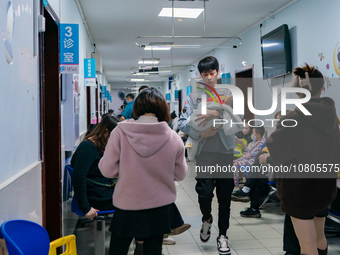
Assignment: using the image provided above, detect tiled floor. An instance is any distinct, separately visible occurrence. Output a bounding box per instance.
[69,162,340,254]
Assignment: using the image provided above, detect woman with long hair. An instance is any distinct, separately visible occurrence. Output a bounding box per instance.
[71,115,120,220]
[267,64,340,255]
[99,88,188,255]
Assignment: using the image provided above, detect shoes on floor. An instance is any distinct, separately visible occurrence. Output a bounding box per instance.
[162,237,176,245]
[231,189,250,202]
[217,235,231,255]
[317,247,328,255]
[200,216,213,242]
[239,177,246,184]
[240,207,261,218]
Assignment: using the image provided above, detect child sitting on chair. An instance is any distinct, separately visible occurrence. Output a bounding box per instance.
[233,126,266,168]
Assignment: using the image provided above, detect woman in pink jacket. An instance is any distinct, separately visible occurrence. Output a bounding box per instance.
[99,88,188,255]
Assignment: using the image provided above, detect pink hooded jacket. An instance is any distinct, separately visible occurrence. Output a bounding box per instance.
[99,117,187,210]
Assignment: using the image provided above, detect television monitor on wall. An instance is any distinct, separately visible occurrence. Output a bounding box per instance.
[261,24,292,79]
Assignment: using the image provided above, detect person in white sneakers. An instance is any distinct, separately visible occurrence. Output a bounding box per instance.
[178,56,237,255]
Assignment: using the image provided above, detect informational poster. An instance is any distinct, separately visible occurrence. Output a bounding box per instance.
[186,85,192,95]
[60,24,79,74]
[84,58,96,86]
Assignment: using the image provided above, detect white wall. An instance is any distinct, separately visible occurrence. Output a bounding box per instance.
[110,89,126,114]
[0,0,42,224]
[175,0,340,123]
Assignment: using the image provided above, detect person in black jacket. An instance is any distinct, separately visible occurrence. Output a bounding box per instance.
[71,115,120,220]
[267,64,340,255]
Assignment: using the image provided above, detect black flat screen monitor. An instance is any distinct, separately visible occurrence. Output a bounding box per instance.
[261,24,292,79]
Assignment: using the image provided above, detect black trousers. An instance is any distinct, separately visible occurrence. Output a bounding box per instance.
[195,152,234,236]
[244,161,270,210]
[248,180,270,210]
[108,233,163,255]
[283,214,300,254]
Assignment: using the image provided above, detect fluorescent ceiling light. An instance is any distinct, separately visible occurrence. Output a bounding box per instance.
[159,8,204,19]
[138,59,160,65]
[144,46,171,51]
[133,72,149,75]
[131,79,145,82]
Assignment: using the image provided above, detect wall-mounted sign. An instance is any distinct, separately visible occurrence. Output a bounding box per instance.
[84,58,96,86]
[175,90,179,99]
[60,24,79,74]
[222,73,231,84]
[186,86,192,95]
[166,93,171,101]
[168,77,173,90]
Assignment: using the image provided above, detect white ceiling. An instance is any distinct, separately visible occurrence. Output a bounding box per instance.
[78,0,294,86]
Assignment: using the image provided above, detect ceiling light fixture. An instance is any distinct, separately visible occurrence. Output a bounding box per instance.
[138,58,160,65]
[144,46,171,51]
[126,76,168,82]
[131,65,195,75]
[136,0,242,49]
[159,8,204,19]
[130,78,145,82]
[133,72,149,75]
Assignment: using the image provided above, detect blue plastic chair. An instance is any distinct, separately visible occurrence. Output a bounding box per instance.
[0,220,77,255]
[0,220,50,255]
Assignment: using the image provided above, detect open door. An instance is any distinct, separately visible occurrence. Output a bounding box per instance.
[39,6,62,241]
[86,86,91,128]
[178,90,182,114]
[235,65,255,120]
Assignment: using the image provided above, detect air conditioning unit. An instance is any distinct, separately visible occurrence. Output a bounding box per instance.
[91,52,102,74]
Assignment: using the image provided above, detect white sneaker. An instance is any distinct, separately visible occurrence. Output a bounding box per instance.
[217,235,231,255]
[162,237,176,245]
[200,217,212,242]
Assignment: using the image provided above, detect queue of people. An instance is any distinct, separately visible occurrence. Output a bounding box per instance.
[70,56,340,255]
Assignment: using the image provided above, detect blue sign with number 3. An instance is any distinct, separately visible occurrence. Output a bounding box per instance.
[60,24,79,74]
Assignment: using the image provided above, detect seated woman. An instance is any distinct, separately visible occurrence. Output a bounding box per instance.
[71,115,120,220]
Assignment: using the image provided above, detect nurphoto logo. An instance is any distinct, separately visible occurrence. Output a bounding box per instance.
[200,84,312,128]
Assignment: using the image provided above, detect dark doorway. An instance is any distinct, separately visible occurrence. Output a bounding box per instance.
[178,90,182,114]
[95,82,99,122]
[39,7,61,241]
[235,65,255,120]
[86,86,91,128]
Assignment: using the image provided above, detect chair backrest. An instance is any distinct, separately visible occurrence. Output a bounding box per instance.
[66,165,115,217]
[260,141,267,151]
[1,220,50,255]
[65,165,85,216]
